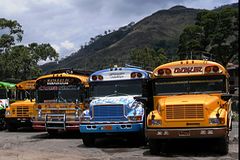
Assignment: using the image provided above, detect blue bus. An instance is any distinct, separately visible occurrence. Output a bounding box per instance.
[79,66,150,146]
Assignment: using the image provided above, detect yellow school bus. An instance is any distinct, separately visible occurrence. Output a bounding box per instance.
[32,69,89,135]
[146,60,233,155]
[5,80,36,131]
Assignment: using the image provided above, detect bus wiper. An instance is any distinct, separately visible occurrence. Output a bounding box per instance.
[190,91,203,94]
[175,92,188,95]
[58,95,66,102]
[105,92,129,97]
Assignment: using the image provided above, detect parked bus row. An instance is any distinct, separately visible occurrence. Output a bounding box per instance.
[0,60,233,155]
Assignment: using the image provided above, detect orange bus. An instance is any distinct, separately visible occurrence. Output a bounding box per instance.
[146,60,233,155]
[32,69,89,135]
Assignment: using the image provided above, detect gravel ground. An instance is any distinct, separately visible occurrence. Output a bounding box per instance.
[0,121,238,160]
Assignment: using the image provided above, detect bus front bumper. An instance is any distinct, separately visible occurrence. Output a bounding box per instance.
[5,118,32,127]
[32,121,80,131]
[80,122,143,133]
[145,127,228,139]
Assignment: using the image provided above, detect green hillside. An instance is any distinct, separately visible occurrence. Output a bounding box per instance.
[41,4,236,73]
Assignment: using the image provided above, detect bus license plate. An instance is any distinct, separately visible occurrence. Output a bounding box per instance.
[103,125,112,130]
[179,131,190,136]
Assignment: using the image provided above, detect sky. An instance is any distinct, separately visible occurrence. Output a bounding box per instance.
[0,0,238,62]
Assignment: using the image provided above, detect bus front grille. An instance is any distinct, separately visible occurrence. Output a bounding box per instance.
[17,106,29,117]
[166,104,204,120]
[92,105,126,121]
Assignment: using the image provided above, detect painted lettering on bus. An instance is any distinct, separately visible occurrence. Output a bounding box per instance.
[47,78,70,85]
[109,72,126,79]
[174,67,203,73]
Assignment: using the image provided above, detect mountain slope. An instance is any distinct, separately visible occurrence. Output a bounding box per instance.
[41,5,202,73]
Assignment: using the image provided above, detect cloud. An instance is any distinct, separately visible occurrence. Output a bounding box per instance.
[60,40,75,50]
[0,0,238,60]
[0,0,29,15]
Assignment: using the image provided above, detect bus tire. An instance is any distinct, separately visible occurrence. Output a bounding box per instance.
[0,118,6,130]
[47,129,58,136]
[149,139,161,155]
[82,134,95,147]
[217,136,229,155]
[127,132,146,146]
[7,123,18,132]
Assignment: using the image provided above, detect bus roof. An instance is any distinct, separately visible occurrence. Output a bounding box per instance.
[50,68,93,76]
[89,67,150,82]
[16,79,36,90]
[0,81,16,89]
[36,72,89,86]
[152,60,228,78]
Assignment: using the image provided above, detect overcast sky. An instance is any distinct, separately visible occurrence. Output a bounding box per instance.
[0,0,238,61]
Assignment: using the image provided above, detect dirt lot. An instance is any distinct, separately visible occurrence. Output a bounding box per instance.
[0,121,238,160]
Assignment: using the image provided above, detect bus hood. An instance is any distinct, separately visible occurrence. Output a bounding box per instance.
[90,96,136,107]
[161,94,219,106]
[10,99,35,107]
[83,96,144,116]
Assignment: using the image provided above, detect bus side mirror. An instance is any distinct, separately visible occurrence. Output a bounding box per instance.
[221,94,232,101]
[134,97,148,106]
[84,97,93,104]
[229,87,236,94]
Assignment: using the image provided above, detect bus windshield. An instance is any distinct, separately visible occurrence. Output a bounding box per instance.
[154,75,226,95]
[37,85,84,103]
[16,90,35,100]
[91,80,144,97]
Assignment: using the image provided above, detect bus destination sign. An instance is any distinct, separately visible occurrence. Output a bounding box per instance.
[174,66,203,73]
[47,78,70,85]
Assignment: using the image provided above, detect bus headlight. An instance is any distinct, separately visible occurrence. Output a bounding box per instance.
[209,118,225,124]
[80,116,91,122]
[127,115,142,121]
[5,110,11,116]
[38,109,42,118]
[75,109,80,118]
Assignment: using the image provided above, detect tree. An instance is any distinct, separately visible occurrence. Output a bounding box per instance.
[178,7,238,66]
[0,18,23,53]
[178,25,206,59]
[0,18,59,81]
[0,43,58,80]
[130,47,167,70]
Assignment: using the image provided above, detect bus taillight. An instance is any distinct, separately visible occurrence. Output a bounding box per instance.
[205,66,219,73]
[165,69,171,75]
[131,72,137,78]
[212,66,219,72]
[157,68,171,76]
[158,69,164,75]
[98,75,103,80]
[137,72,142,78]
[205,66,211,73]
[131,72,142,78]
[92,75,97,81]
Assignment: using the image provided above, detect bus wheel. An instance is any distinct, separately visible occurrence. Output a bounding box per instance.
[7,124,18,132]
[47,129,58,136]
[82,134,95,147]
[149,139,161,155]
[127,133,146,146]
[0,118,6,130]
[217,136,229,155]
